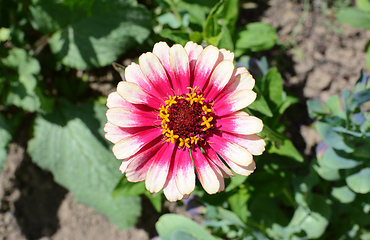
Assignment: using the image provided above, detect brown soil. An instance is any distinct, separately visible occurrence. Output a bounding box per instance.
[1,0,369,239]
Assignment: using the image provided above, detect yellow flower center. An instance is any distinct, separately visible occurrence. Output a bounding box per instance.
[158,88,215,148]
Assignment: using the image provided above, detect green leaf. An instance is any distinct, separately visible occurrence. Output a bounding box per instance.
[307,99,331,117]
[159,29,189,45]
[144,191,162,212]
[315,121,354,152]
[356,0,370,11]
[278,94,299,116]
[225,174,247,192]
[157,12,182,29]
[0,114,12,171]
[203,1,224,41]
[0,27,10,41]
[314,161,341,181]
[27,99,141,229]
[248,85,273,117]
[351,89,370,109]
[263,67,284,111]
[1,48,41,111]
[156,214,215,240]
[320,147,362,169]
[222,0,239,34]
[336,8,370,29]
[218,23,234,51]
[171,230,197,240]
[228,188,250,222]
[367,45,370,70]
[268,136,304,162]
[331,186,356,203]
[218,208,247,228]
[346,168,370,194]
[235,22,278,55]
[113,176,146,197]
[30,0,151,69]
[173,0,218,28]
[300,194,331,239]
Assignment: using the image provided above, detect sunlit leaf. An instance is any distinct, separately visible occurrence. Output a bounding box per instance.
[156,214,215,240]
[1,48,41,111]
[235,22,278,55]
[346,168,370,194]
[320,147,362,169]
[315,121,354,152]
[336,8,370,29]
[331,186,356,203]
[300,194,331,239]
[30,0,151,69]
[28,99,141,229]
[112,176,146,197]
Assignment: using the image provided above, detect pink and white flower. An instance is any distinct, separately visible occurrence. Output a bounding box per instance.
[105,41,266,202]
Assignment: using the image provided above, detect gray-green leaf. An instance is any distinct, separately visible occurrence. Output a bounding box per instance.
[27,99,141,229]
[346,168,370,194]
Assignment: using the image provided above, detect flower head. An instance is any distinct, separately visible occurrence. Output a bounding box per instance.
[104,41,266,201]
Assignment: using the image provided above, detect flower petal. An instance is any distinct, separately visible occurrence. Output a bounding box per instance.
[208,134,253,167]
[153,42,181,93]
[223,158,256,176]
[112,128,161,159]
[117,81,161,109]
[215,69,255,103]
[192,148,220,194]
[216,111,263,135]
[213,89,256,116]
[170,44,190,94]
[184,41,203,75]
[219,49,234,62]
[163,160,185,202]
[104,122,146,144]
[145,142,175,193]
[192,45,220,90]
[174,149,195,195]
[222,132,266,156]
[125,142,162,182]
[106,92,128,108]
[139,52,173,97]
[106,107,157,128]
[125,62,163,99]
[203,145,234,178]
[119,158,135,174]
[205,60,235,100]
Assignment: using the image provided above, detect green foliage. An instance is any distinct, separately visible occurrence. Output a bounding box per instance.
[156,214,216,240]
[336,1,370,69]
[30,0,151,69]
[27,99,141,228]
[0,0,330,236]
[243,60,303,163]
[307,70,370,239]
[235,22,279,57]
[0,48,41,111]
[0,114,12,171]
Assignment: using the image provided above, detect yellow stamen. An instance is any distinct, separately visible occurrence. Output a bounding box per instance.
[165,95,177,106]
[186,93,196,105]
[190,136,199,145]
[202,105,212,115]
[165,130,179,143]
[194,94,205,104]
[201,116,213,131]
[179,137,191,148]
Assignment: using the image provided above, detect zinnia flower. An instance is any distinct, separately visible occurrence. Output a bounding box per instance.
[104,41,266,201]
